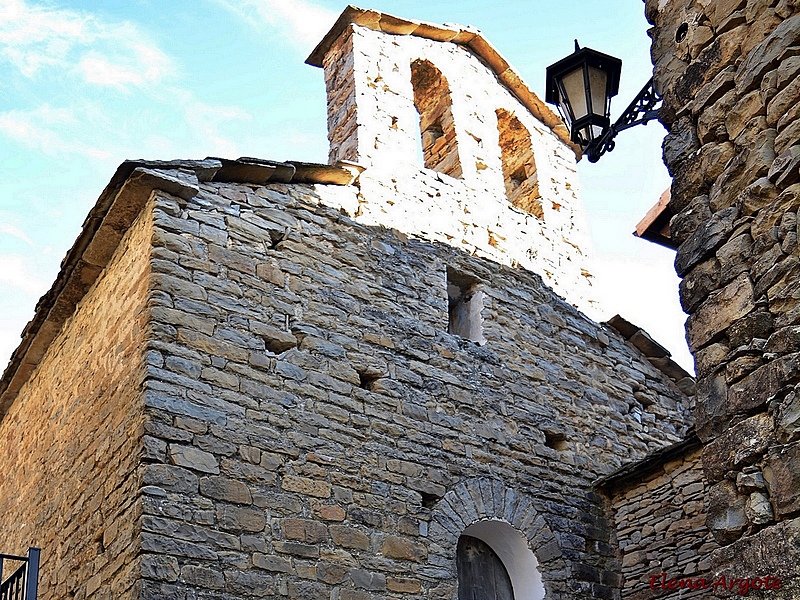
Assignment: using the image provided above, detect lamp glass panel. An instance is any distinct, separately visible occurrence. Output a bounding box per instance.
[579,125,592,144]
[588,66,608,118]
[561,67,588,121]
[557,94,573,128]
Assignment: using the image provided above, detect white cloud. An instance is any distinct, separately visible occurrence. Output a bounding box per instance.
[0,224,33,246]
[0,0,173,88]
[0,253,49,296]
[0,105,112,159]
[182,100,253,158]
[214,0,337,51]
[0,254,52,371]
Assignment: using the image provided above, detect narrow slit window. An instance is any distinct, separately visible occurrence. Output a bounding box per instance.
[411,59,462,178]
[447,267,485,344]
[496,109,543,219]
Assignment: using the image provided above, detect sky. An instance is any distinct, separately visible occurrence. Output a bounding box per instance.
[0,0,693,372]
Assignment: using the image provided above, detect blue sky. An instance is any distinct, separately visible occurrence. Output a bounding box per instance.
[0,0,691,371]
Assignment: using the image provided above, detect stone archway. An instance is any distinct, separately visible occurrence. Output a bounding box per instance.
[426,477,568,599]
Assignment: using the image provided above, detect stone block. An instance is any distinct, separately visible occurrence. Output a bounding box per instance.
[770,146,800,189]
[199,476,253,504]
[675,206,737,276]
[775,118,800,156]
[702,412,773,482]
[736,469,766,491]
[142,464,199,494]
[735,13,800,92]
[709,0,747,30]
[313,503,347,521]
[726,90,765,140]
[673,31,743,112]
[317,562,348,585]
[281,475,331,498]
[273,540,320,558]
[695,342,730,379]
[381,535,427,562]
[775,389,800,443]
[695,373,730,442]
[679,258,720,313]
[757,256,800,304]
[387,577,422,593]
[282,518,328,544]
[730,352,800,414]
[710,129,776,211]
[670,195,711,245]
[216,505,266,533]
[746,491,774,525]
[699,141,736,185]
[736,176,778,216]
[141,554,180,582]
[669,153,711,212]
[726,354,764,382]
[662,116,701,171]
[717,233,754,286]
[629,329,670,359]
[180,565,225,589]
[741,9,784,57]
[763,441,800,516]
[706,480,748,544]
[777,55,800,89]
[768,74,800,127]
[224,570,274,595]
[169,444,220,474]
[349,568,386,591]
[698,88,738,144]
[329,525,370,551]
[686,273,754,350]
[727,312,772,347]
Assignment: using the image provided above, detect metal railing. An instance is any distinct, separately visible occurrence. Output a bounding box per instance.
[0,548,39,600]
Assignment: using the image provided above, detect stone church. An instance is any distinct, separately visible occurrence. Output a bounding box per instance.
[0,3,795,600]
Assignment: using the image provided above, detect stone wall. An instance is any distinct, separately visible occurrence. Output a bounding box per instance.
[137,178,692,599]
[0,198,153,598]
[646,0,800,595]
[604,445,719,600]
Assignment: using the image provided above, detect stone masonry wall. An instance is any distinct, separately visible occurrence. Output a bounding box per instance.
[646,0,800,595]
[607,446,719,600]
[137,179,692,599]
[0,198,153,598]
[318,22,601,319]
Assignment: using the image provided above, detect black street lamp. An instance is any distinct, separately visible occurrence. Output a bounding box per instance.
[545,42,661,163]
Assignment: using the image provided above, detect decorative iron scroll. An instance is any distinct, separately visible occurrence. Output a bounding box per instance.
[584,78,662,163]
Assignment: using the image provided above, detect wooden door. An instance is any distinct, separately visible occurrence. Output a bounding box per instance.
[457,535,515,600]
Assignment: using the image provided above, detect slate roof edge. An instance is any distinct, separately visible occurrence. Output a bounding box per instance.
[604,313,695,396]
[594,431,701,491]
[305,5,582,160]
[0,158,355,420]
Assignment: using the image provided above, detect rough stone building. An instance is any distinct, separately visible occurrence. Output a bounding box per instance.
[642,0,800,597]
[0,7,701,600]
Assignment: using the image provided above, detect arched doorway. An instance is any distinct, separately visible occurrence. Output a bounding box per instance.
[459,520,546,600]
[457,535,514,600]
